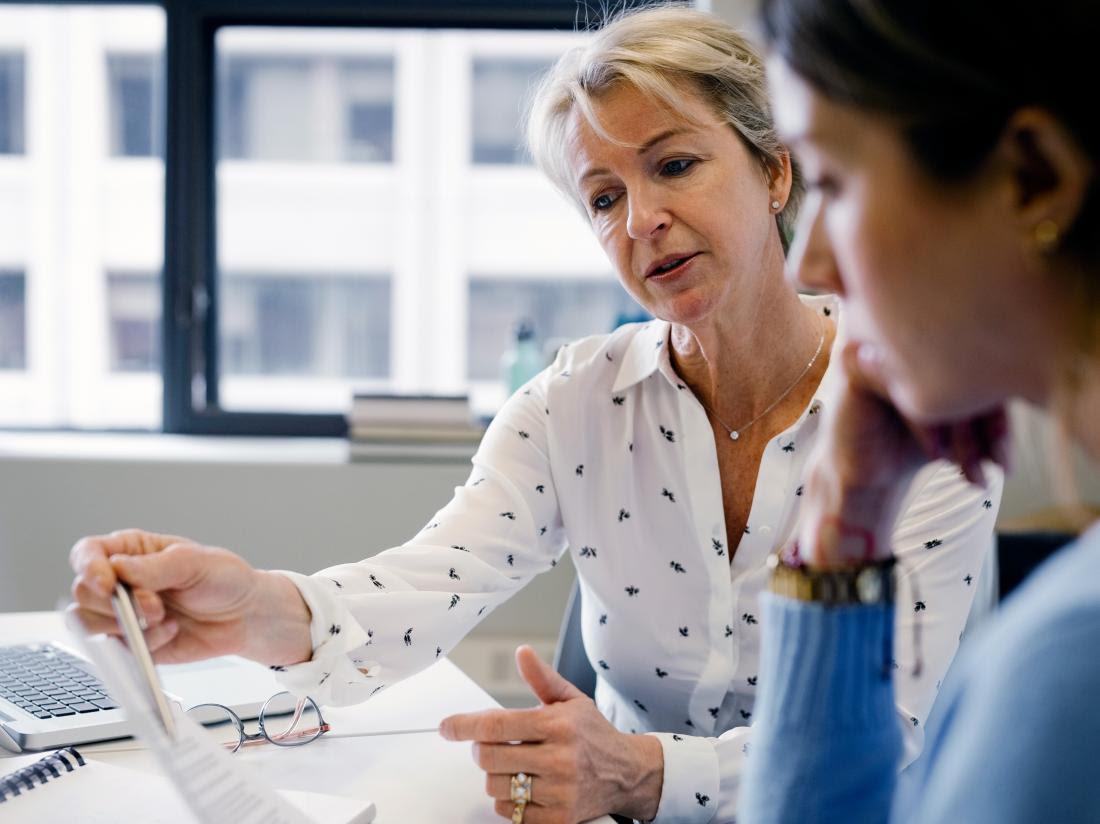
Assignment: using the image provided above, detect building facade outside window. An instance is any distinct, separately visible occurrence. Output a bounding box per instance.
[0,7,630,428]
[0,271,25,370]
[471,57,552,165]
[0,53,24,155]
[218,55,394,164]
[107,53,162,157]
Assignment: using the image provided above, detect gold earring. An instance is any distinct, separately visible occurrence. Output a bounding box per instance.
[1033,219,1061,253]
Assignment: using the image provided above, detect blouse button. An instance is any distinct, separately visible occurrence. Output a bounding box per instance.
[759,525,772,536]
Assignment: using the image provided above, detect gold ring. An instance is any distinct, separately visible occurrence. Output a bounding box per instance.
[510,772,532,822]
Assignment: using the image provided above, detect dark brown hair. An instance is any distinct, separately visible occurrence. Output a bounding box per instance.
[760,0,1099,262]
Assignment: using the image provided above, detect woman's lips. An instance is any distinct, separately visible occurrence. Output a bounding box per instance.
[646,253,700,280]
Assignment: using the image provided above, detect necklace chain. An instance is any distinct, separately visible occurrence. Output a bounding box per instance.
[701,315,828,442]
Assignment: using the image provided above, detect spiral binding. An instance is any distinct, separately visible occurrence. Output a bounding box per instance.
[0,747,85,802]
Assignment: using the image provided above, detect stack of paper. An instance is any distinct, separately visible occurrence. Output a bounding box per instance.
[347,393,484,460]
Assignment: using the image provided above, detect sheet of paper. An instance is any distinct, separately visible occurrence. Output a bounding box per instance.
[0,753,373,824]
[79,632,315,824]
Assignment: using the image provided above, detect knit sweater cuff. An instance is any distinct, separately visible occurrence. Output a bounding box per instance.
[739,594,902,823]
[755,593,897,735]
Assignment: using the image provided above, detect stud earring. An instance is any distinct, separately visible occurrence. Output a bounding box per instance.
[1033,219,1061,253]
[771,200,781,211]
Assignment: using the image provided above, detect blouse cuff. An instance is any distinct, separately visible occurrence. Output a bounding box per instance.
[268,570,379,706]
[646,732,719,823]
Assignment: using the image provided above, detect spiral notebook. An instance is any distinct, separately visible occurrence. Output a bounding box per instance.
[0,746,374,823]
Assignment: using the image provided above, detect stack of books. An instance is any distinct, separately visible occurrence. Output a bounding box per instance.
[347,394,485,461]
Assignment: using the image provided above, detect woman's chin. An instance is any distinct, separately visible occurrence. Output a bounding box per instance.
[651,291,724,328]
[891,377,1006,428]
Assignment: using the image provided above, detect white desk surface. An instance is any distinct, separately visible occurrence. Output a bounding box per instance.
[0,612,616,824]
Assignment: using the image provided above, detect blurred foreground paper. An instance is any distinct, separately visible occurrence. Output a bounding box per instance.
[77,633,374,824]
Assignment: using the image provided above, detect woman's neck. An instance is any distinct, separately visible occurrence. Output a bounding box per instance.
[1060,353,1100,463]
[668,277,830,422]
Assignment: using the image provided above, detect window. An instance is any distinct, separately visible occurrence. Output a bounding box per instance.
[471,58,553,165]
[210,26,600,419]
[214,29,402,414]
[107,54,163,157]
[467,278,645,381]
[0,53,24,155]
[107,272,160,372]
[221,275,390,378]
[0,5,165,429]
[0,270,25,369]
[2,1,607,433]
[218,53,394,163]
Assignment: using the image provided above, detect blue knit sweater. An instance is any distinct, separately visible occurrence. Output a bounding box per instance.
[740,524,1100,824]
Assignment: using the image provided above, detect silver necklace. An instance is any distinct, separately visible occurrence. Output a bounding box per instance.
[701,317,828,442]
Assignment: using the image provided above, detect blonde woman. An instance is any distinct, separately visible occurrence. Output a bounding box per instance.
[69,8,1001,823]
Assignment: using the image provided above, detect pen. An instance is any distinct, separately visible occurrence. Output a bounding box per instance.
[111,581,177,739]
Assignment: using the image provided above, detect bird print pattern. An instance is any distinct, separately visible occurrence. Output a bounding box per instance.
[267,297,1003,824]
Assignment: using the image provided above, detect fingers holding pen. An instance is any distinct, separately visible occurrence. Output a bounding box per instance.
[68,529,191,641]
[67,583,166,636]
[65,589,174,638]
[69,528,187,610]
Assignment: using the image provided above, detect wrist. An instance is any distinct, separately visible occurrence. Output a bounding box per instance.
[616,733,664,821]
[242,570,314,666]
[769,553,897,605]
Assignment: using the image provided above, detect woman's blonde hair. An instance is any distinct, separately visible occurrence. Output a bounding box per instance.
[527,4,801,247]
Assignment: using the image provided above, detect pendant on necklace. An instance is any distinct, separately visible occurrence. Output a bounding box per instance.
[730,430,740,441]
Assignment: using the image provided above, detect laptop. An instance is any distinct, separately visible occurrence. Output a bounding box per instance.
[0,640,281,753]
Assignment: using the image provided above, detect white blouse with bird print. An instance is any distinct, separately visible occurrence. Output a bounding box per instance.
[276,295,1003,823]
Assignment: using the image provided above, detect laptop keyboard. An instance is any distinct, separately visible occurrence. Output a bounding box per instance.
[0,644,117,720]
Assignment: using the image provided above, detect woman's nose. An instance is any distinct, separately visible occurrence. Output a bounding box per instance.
[785,191,842,294]
[625,188,670,240]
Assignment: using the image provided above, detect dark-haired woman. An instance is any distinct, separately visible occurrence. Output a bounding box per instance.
[741,2,1100,823]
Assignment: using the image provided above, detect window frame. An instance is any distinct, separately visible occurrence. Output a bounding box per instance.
[6,0,586,435]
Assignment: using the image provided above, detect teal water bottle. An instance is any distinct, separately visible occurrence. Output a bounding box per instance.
[502,318,542,395]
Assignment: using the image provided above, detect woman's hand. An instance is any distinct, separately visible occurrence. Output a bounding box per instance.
[799,342,1009,569]
[439,646,664,823]
[68,528,312,667]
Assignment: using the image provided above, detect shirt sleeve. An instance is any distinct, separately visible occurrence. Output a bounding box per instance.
[647,460,1002,823]
[646,727,745,824]
[889,460,1003,765]
[272,370,568,705]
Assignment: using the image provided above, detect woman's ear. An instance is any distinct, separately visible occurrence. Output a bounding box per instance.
[997,108,1093,246]
[766,149,795,209]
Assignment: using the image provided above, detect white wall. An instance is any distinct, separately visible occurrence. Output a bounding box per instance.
[0,434,577,704]
[3,398,1100,705]
[4,403,1099,615]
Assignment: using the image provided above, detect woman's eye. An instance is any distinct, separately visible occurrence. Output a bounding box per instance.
[592,193,617,212]
[805,175,840,196]
[661,158,695,176]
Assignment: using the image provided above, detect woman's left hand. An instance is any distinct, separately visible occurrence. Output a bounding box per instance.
[439,646,664,823]
[798,340,1009,568]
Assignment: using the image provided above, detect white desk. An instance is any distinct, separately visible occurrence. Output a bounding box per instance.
[1,612,616,824]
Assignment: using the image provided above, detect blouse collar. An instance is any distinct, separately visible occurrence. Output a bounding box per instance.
[611,293,843,410]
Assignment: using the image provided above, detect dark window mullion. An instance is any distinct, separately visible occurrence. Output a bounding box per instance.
[162,1,216,430]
